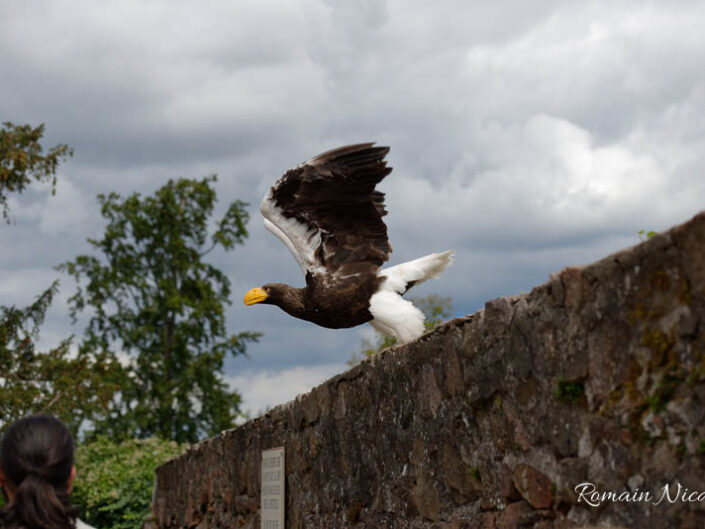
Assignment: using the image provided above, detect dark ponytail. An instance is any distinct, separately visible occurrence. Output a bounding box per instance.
[0,415,79,529]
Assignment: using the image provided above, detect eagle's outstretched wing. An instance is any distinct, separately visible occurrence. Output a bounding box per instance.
[260,143,393,279]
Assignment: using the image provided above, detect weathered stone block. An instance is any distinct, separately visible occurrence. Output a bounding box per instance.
[513,464,554,509]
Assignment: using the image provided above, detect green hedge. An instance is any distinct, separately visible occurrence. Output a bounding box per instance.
[72,437,186,529]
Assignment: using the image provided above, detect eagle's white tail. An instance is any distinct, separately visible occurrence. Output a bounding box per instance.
[378,250,455,294]
[369,250,455,344]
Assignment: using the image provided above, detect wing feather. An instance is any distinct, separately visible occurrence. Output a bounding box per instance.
[262,219,308,275]
[260,143,393,278]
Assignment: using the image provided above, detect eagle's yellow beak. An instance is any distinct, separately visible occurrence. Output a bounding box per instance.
[244,287,268,306]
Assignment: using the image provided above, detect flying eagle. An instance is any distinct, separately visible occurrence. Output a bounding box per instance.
[243,143,454,344]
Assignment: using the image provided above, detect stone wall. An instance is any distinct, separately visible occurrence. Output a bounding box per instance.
[153,211,705,529]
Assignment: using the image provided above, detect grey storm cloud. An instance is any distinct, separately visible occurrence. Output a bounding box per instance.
[2,0,705,413]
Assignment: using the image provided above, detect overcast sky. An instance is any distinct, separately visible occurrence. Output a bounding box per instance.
[1,0,704,416]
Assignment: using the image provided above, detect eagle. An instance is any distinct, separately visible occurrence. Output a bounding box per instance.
[243,143,454,344]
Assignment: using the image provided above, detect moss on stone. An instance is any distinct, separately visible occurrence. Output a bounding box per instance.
[494,395,503,413]
[645,372,683,413]
[554,379,585,404]
[642,328,676,370]
[698,440,705,455]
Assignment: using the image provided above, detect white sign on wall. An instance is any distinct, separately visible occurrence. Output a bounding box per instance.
[261,446,285,529]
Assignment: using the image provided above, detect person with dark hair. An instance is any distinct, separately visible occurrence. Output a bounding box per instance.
[0,415,94,529]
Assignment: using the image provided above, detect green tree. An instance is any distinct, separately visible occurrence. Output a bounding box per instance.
[72,436,186,529]
[59,176,259,443]
[0,282,122,435]
[0,121,113,434]
[347,294,453,366]
[0,122,73,220]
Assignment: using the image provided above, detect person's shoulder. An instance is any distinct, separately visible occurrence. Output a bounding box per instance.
[76,519,97,529]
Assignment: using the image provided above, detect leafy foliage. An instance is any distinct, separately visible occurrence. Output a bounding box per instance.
[72,436,186,529]
[0,282,122,435]
[0,122,73,220]
[638,229,657,240]
[413,294,454,331]
[58,176,259,443]
[347,294,452,365]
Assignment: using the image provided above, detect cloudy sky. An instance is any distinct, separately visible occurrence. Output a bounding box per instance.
[1,0,704,417]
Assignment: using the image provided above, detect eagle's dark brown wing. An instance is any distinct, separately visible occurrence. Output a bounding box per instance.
[260,143,393,278]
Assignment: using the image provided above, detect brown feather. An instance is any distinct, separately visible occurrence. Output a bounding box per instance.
[269,143,393,276]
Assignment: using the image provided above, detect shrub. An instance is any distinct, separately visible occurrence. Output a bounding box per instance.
[72,437,186,529]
